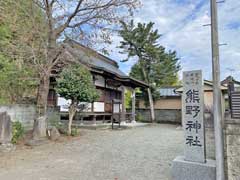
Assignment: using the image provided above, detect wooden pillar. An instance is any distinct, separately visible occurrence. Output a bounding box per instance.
[132,89,136,123]
[93,115,96,125]
[121,86,126,124]
[80,116,84,125]
[91,102,96,125]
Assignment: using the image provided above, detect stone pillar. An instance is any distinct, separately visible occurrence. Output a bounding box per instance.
[121,86,126,124]
[132,89,136,123]
[225,119,240,180]
[0,112,15,153]
[33,116,47,140]
[0,112,12,144]
[171,70,216,180]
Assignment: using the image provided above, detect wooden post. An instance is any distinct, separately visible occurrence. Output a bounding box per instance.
[80,115,84,125]
[93,115,96,125]
[102,115,105,124]
[132,89,136,123]
[121,86,126,124]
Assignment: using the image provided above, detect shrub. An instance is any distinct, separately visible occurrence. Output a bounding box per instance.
[12,121,24,144]
[71,128,79,136]
[53,121,68,135]
[136,113,144,122]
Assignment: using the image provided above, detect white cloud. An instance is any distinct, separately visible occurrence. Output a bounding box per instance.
[107,0,240,81]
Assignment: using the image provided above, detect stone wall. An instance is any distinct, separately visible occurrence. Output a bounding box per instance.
[136,109,182,124]
[136,109,214,127]
[0,104,60,130]
[225,119,240,180]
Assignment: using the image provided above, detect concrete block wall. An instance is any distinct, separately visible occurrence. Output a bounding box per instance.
[0,104,36,129]
[136,109,182,124]
[225,119,240,180]
[0,104,60,130]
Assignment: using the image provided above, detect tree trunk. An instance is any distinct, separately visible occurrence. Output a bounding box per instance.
[140,64,155,122]
[147,88,155,122]
[32,73,50,139]
[68,102,77,136]
[36,74,50,117]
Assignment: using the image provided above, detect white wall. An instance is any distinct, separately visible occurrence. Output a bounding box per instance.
[57,97,70,112]
[113,104,122,113]
[94,102,104,112]
[57,97,92,112]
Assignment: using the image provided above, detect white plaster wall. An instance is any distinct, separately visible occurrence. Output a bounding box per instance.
[94,102,104,112]
[113,104,122,113]
[57,97,92,112]
[57,97,70,112]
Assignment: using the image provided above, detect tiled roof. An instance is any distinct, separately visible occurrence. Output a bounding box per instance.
[175,80,228,93]
[64,39,127,77]
[62,39,148,88]
[159,87,180,97]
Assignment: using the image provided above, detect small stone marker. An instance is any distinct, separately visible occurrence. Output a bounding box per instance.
[0,112,13,144]
[33,116,47,140]
[182,70,206,163]
[0,112,15,153]
[48,126,60,141]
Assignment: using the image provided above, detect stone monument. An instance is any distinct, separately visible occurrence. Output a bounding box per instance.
[171,70,216,180]
[0,112,15,152]
[32,116,47,140]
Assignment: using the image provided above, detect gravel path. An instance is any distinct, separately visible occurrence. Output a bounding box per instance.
[0,124,214,180]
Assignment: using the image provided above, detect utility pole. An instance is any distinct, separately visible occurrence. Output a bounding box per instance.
[210,0,225,180]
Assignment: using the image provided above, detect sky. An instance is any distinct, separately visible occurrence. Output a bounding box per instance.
[106,0,240,81]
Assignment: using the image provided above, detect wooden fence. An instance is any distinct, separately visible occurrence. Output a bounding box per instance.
[230,91,240,119]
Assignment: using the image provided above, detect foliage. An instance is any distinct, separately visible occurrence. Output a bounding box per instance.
[136,113,144,122]
[55,123,68,135]
[119,20,161,64]
[130,53,180,87]
[0,0,47,63]
[0,0,140,134]
[71,128,79,137]
[56,64,99,135]
[119,20,166,121]
[12,121,24,144]
[0,55,37,104]
[119,20,181,107]
[125,90,132,109]
[119,20,180,84]
[0,23,11,44]
[0,0,41,104]
[130,51,180,106]
[56,64,99,103]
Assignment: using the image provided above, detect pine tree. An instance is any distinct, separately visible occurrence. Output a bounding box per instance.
[119,20,180,122]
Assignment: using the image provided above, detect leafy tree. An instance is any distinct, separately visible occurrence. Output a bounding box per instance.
[125,90,132,109]
[32,0,139,118]
[119,20,159,122]
[0,0,44,104]
[1,0,139,136]
[129,50,180,106]
[56,64,99,135]
[119,20,180,121]
[0,2,39,103]
[150,51,180,86]
[0,56,37,104]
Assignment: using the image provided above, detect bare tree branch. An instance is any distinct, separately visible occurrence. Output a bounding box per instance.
[55,0,85,36]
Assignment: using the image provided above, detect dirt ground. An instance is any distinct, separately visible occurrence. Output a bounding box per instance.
[0,124,215,180]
